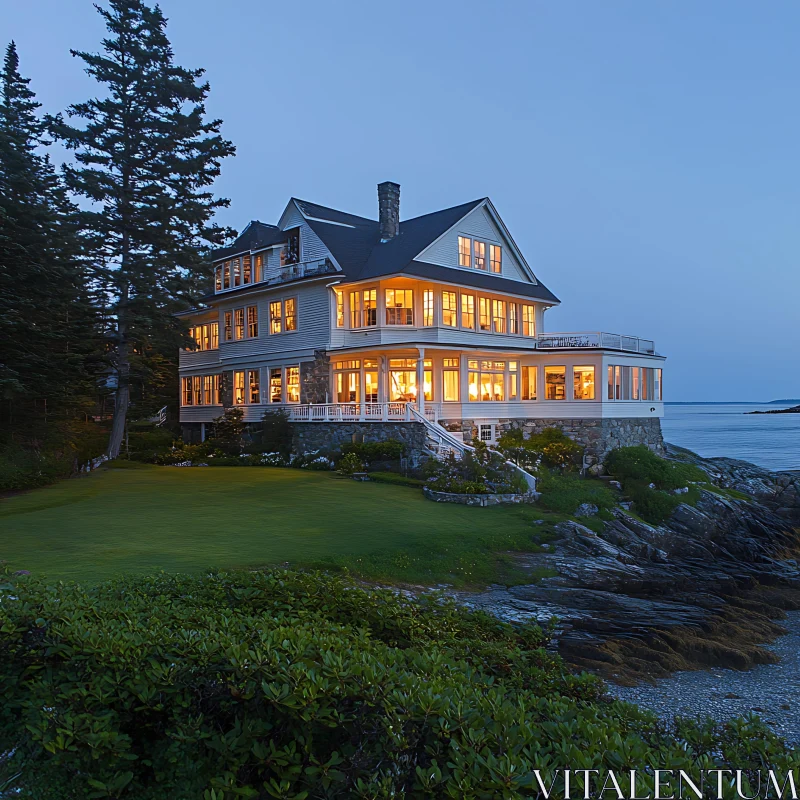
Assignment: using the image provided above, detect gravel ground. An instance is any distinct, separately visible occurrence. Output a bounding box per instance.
[608,611,800,745]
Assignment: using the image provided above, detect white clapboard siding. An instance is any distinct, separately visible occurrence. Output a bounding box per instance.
[278,201,331,263]
[417,205,530,282]
[179,349,222,370]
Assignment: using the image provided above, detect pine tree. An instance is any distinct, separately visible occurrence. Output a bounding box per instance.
[54,0,235,458]
[0,41,97,445]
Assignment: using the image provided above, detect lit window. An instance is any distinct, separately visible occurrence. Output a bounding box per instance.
[458,236,471,268]
[224,311,232,342]
[474,241,486,271]
[509,304,519,335]
[389,365,417,402]
[210,323,218,349]
[215,265,222,292]
[349,291,361,328]
[479,298,491,331]
[286,366,300,403]
[247,306,258,338]
[642,367,657,401]
[467,361,506,401]
[223,260,231,289]
[270,301,282,334]
[545,366,566,400]
[233,257,241,287]
[192,376,202,405]
[423,359,433,401]
[468,369,478,401]
[522,366,536,400]
[233,370,245,405]
[335,366,359,402]
[423,290,434,326]
[365,366,378,402]
[522,305,535,336]
[385,289,413,325]
[350,289,376,328]
[509,361,518,400]
[243,255,252,285]
[479,424,494,443]
[573,366,595,400]
[203,375,214,405]
[248,369,260,404]
[461,295,475,329]
[335,289,344,328]
[270,368,282,403]
[490,244,502,274]
[632,366,640,400]
[492,300,506,334]
[254,253,264,283]
[443,358,459,402]
[181,377,192,406]
[284,298,297,331]
[234,308,245,340]
[334,360,361,370]
[442,291,457,327]
[655,368,662,401]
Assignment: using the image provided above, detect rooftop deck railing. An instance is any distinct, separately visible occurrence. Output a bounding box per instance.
[538,331,656,354]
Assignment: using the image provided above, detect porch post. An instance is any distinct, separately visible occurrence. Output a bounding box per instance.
[417,347,425,417]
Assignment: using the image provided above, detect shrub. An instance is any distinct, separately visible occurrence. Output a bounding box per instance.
[0,447,74,492]
[367,472,426,488]
[209,407,245,454]
[605,447,708,524]
[341,438,405,462]
[0,568,793,799]
[536,471,618,515]
[126,426,176,462]
[257,408,293,456]
[424,441,523,495]
[498,426,583,470]
[338,451,364,475]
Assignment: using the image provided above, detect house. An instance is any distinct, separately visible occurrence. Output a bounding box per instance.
[178,182,665,469]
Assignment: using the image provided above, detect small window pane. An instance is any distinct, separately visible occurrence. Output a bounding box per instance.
[270,368,282,403]
[270,301,282,334]
[423,290,434,326]
[247,306,258,338]
[490,244,502,274]
[573,366,595,400]
[458,236,471,268]
[286,366,300,403]
[522,366,537,400]
[442,291,457,327]
[474,241,486,270]
[248,369,260,404]
[285,298,297,331]
[545,366,566,400]
[234,308,245,340]
[234,370,245,405]
[461,295,475,329]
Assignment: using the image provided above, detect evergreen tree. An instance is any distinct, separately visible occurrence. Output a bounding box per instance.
[0,41,97,445]
[54,0,235,458]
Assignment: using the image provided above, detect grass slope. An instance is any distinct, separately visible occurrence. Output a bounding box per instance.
[0,464,548,585]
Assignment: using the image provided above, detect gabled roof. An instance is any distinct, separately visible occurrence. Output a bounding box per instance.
[212,221,286,260]
[210,196,560,305]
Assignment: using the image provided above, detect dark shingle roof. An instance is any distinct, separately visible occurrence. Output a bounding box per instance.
[210,198,560,304]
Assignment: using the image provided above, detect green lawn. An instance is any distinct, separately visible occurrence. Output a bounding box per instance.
[0,464,550,585]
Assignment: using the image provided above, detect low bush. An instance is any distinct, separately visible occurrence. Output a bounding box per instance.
[536,471,618,515]
[605,446,707,524]
[0,568,792,799]
[498,426,583,470]
[424,440,526,495]
[126,426,176,462]
[337,451,364,475]
[341,438,406,462]
[0,447,74,492]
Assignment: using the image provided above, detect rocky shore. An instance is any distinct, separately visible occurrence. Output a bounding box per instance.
[458,445,800,687]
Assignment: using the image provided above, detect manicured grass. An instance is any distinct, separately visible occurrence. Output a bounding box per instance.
[0,464,547,585]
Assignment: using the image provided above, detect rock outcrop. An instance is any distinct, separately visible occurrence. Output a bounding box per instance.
[458,447,800,683]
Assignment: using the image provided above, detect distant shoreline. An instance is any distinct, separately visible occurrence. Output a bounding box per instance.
[665,401,800,406]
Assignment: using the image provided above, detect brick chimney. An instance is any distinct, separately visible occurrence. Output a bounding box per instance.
[378,181,400,241]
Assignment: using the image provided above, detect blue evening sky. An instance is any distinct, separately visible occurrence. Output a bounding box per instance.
[3,0,799,401]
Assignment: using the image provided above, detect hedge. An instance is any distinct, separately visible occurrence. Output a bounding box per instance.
[0,568,793,798]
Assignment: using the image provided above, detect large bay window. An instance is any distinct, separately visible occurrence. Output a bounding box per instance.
[442,291,457,327]
[182,374,221,406]
[389,358,417,402]
[468,360,506,402]
[573,366,595,400]
[423,290,434,326]
[522,305,535,336]
[234,308,245,340]
[458,236,471,267]
[490,244,502,274]
[461,294,475,329]
[286,366,300,403]
[443,358,459,402]
[545,366,566,400]
[606,366,662,401]
[492,300,506,334]
[234,370,246,405]
[385,289,413,325]
[479,298,491,331]
[522,366,537,400]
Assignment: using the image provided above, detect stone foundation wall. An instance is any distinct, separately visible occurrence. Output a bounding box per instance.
[291,422,427,457]
[444,416,664,473]
[300,351,331,404]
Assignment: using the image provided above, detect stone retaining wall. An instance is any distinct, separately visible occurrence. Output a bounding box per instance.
[443,417,664,473]
[291,422,426,456]
[423,487,537,506]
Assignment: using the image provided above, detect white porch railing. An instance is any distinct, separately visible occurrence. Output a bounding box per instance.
[538,331,656,354]
[285,402,439,423]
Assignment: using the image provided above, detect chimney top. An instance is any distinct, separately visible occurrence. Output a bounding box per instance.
[377,181,400,241]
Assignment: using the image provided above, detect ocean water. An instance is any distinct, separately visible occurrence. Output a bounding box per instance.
[662,403,800,472]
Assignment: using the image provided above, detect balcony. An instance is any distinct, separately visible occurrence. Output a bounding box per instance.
[214,257,336,295]
[537,331,656,354]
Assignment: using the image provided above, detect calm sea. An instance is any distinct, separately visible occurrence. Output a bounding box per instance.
[662,403,800,472]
